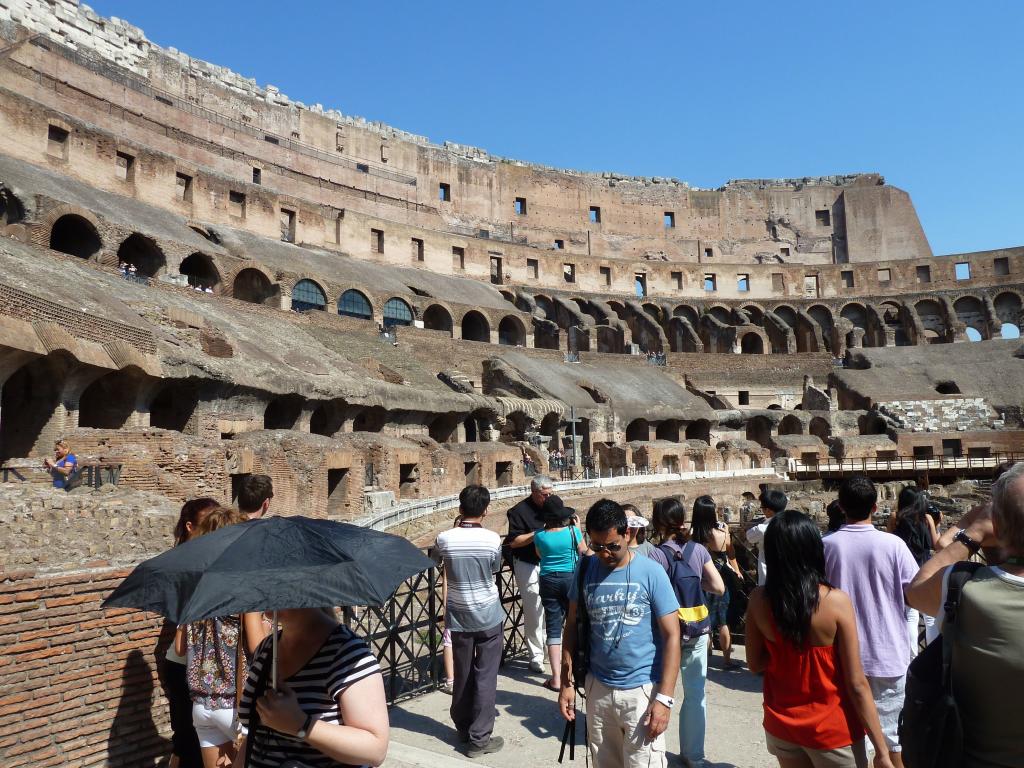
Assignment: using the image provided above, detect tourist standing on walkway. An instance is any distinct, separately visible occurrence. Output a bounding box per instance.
[237,474,273,519]
[505,474,553,674]
[649,497,725,767]
[165,498,219,768]
[891,487,938,652]
[43,438,77,489]
[824,476,918,768]
[435,485,505,757]
[745,490,787,585]
[535,495,590,691]
[688,495,743,670]
[905,462,1024,768]
[178,506,269,768]
[746,510,894,768]
[559,499,681,768]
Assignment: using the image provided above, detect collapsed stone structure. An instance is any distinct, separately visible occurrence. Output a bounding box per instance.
[0,1,1022,766]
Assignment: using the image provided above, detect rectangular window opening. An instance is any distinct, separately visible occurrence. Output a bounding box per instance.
[994,257,1010,276]
[47,125,69,159]
[563,263,576,284]
[671,271,683,290]
[703,247,714,260]
[916,265,931,284]
[280,208,296,243]
[514,197,527,216]
[704,273,717,292]
[664,211,675,229]
[495,461,514,488]
[264,135,279,145]
[841,270,855,288]
[554,239,565,250]
[771,273,785,292]
[326,468,350,518]
[411,238,424,262]
[452,246,465,270]
[877,268,891,284]
[780,247,790,259]
[600,266,611,287]
[737,274,750,293]
[738,390,750,406]
[942,439,963,458]
[955,262,971,280]
[589,206,601,224]
[635,273,647,298]
[439,182,452,202]
[527,258,539,279]
[228,190,246,219]
[371,228,384,254]
[252,167,262,185]
[175,172,193,202]
[115,151,135,182]
[815,209,831,227]
[490,255,504,285]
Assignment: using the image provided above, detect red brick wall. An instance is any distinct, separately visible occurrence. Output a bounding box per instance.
[0,567,171,768]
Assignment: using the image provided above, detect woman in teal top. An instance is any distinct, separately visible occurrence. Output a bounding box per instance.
[534,495,590,690]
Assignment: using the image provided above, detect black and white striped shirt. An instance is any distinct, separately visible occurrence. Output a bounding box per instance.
[238,624,381,768]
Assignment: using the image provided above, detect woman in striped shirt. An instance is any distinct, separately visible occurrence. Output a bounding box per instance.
[236,607,388,768]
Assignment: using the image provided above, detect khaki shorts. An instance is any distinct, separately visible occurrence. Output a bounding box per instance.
[766,731,867,768]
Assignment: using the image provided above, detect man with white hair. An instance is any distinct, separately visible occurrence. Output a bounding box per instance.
[906,461,1024,768]
[506,474,553,674]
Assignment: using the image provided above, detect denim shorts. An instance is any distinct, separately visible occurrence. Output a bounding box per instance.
[705,589,730,630]
[539,570,574,644]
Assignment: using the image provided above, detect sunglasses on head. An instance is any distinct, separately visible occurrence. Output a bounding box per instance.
[591,542,624,553]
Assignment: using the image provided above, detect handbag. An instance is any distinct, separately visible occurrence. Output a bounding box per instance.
[898,561,981,768]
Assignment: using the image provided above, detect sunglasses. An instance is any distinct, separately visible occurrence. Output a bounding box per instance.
[591,542,624,553]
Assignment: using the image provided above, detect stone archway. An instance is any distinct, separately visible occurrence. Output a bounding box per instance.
[49,214,102,259]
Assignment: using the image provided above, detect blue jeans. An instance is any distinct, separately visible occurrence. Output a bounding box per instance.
[679,633,709,763]
[539,570,574,644]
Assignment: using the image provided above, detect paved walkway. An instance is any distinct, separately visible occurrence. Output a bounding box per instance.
[384,646,775,768]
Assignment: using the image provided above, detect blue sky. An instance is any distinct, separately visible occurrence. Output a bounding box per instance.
[89,1,1024,256]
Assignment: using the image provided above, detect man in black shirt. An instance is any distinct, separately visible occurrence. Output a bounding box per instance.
[505,474,554,675]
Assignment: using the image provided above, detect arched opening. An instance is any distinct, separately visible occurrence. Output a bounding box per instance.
[117,233,165,278]
[993,292,1022,337]
[338,289,373,320]
[461,311,490,343]
[0,355,69,461]
[685,419,711,443]
[746,415,772,447]
[709,306,731,325]
[914,300,947,342]
[264,394,304,430]
[179,252,220,290]
[233,268,277,305]
[310,399,347,436]
[77,368,144,429]
[383,297,413,328]
[539,412,561,451]
[778,415,803,436]
[1001,322,1021,339]
[422,304,453,335]
[739,333,764,354]
[964,327,982,342]
[858,413,888,436]
[498,316,527,347]
[953,296,988,340]
[0,189,25,225]
[655,419,681,442]
[673,305,700,326]
[49,214,101,259]
[352,406,386,433]
[742,304,764,325]
[500,412,529,443]
[291,279,327,312]
[625,419,649,442]
[429,413,461,443]
[773,305,798,329]
[149,379,200,433]
[809,417,831,441]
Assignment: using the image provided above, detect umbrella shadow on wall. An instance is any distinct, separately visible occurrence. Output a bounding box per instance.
[107,649,170,766]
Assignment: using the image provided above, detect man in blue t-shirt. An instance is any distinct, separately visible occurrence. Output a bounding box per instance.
[559,499,680,768]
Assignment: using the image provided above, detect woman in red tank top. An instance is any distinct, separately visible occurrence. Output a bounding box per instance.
[744,511,893,768]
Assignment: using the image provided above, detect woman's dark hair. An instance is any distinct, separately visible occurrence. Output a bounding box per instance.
[825,500,845,533]
[174,497,219,545]
[764,510,828,647]
[689,496,718,546]
[897,485,921,512]
[543,495,575,527]
[651,497,687,541]
[894,488,931,565]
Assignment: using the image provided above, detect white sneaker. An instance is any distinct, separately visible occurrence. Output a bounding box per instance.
[440,680,454,695]
[529,660,545,673]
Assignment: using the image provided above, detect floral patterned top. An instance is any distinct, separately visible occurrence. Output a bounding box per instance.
[186,615,242,710]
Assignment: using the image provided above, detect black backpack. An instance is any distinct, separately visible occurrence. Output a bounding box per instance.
[898,560,981,768]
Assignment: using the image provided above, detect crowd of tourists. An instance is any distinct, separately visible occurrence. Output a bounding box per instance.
[157,465,1024,768]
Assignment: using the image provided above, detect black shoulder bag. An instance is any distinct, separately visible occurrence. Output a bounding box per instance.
[899,560,981,768]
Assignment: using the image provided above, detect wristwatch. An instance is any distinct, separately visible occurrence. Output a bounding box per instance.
[953,529,981,555]
[654,693,675,709]
[295,714,314,740]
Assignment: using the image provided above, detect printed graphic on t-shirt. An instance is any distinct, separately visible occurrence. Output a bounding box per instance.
[586,578,649,644]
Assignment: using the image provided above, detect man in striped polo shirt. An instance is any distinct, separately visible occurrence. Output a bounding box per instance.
[435,485,505,757]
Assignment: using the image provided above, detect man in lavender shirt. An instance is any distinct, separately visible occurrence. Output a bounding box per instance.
[824,475,919,768]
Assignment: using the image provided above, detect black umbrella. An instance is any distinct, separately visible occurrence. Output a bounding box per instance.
[103,516,434,685]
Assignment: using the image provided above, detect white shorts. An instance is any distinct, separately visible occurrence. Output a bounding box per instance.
[191,702,237,748]
[866,675,905,752]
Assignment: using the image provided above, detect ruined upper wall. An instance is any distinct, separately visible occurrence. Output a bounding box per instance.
[0,0,934,267]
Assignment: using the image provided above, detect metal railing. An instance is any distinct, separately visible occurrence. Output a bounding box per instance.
[343,556,526,705]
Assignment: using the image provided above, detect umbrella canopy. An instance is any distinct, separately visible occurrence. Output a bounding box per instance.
[103,516,433,623]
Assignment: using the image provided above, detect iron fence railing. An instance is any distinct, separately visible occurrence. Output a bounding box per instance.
[343,556,526,706]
